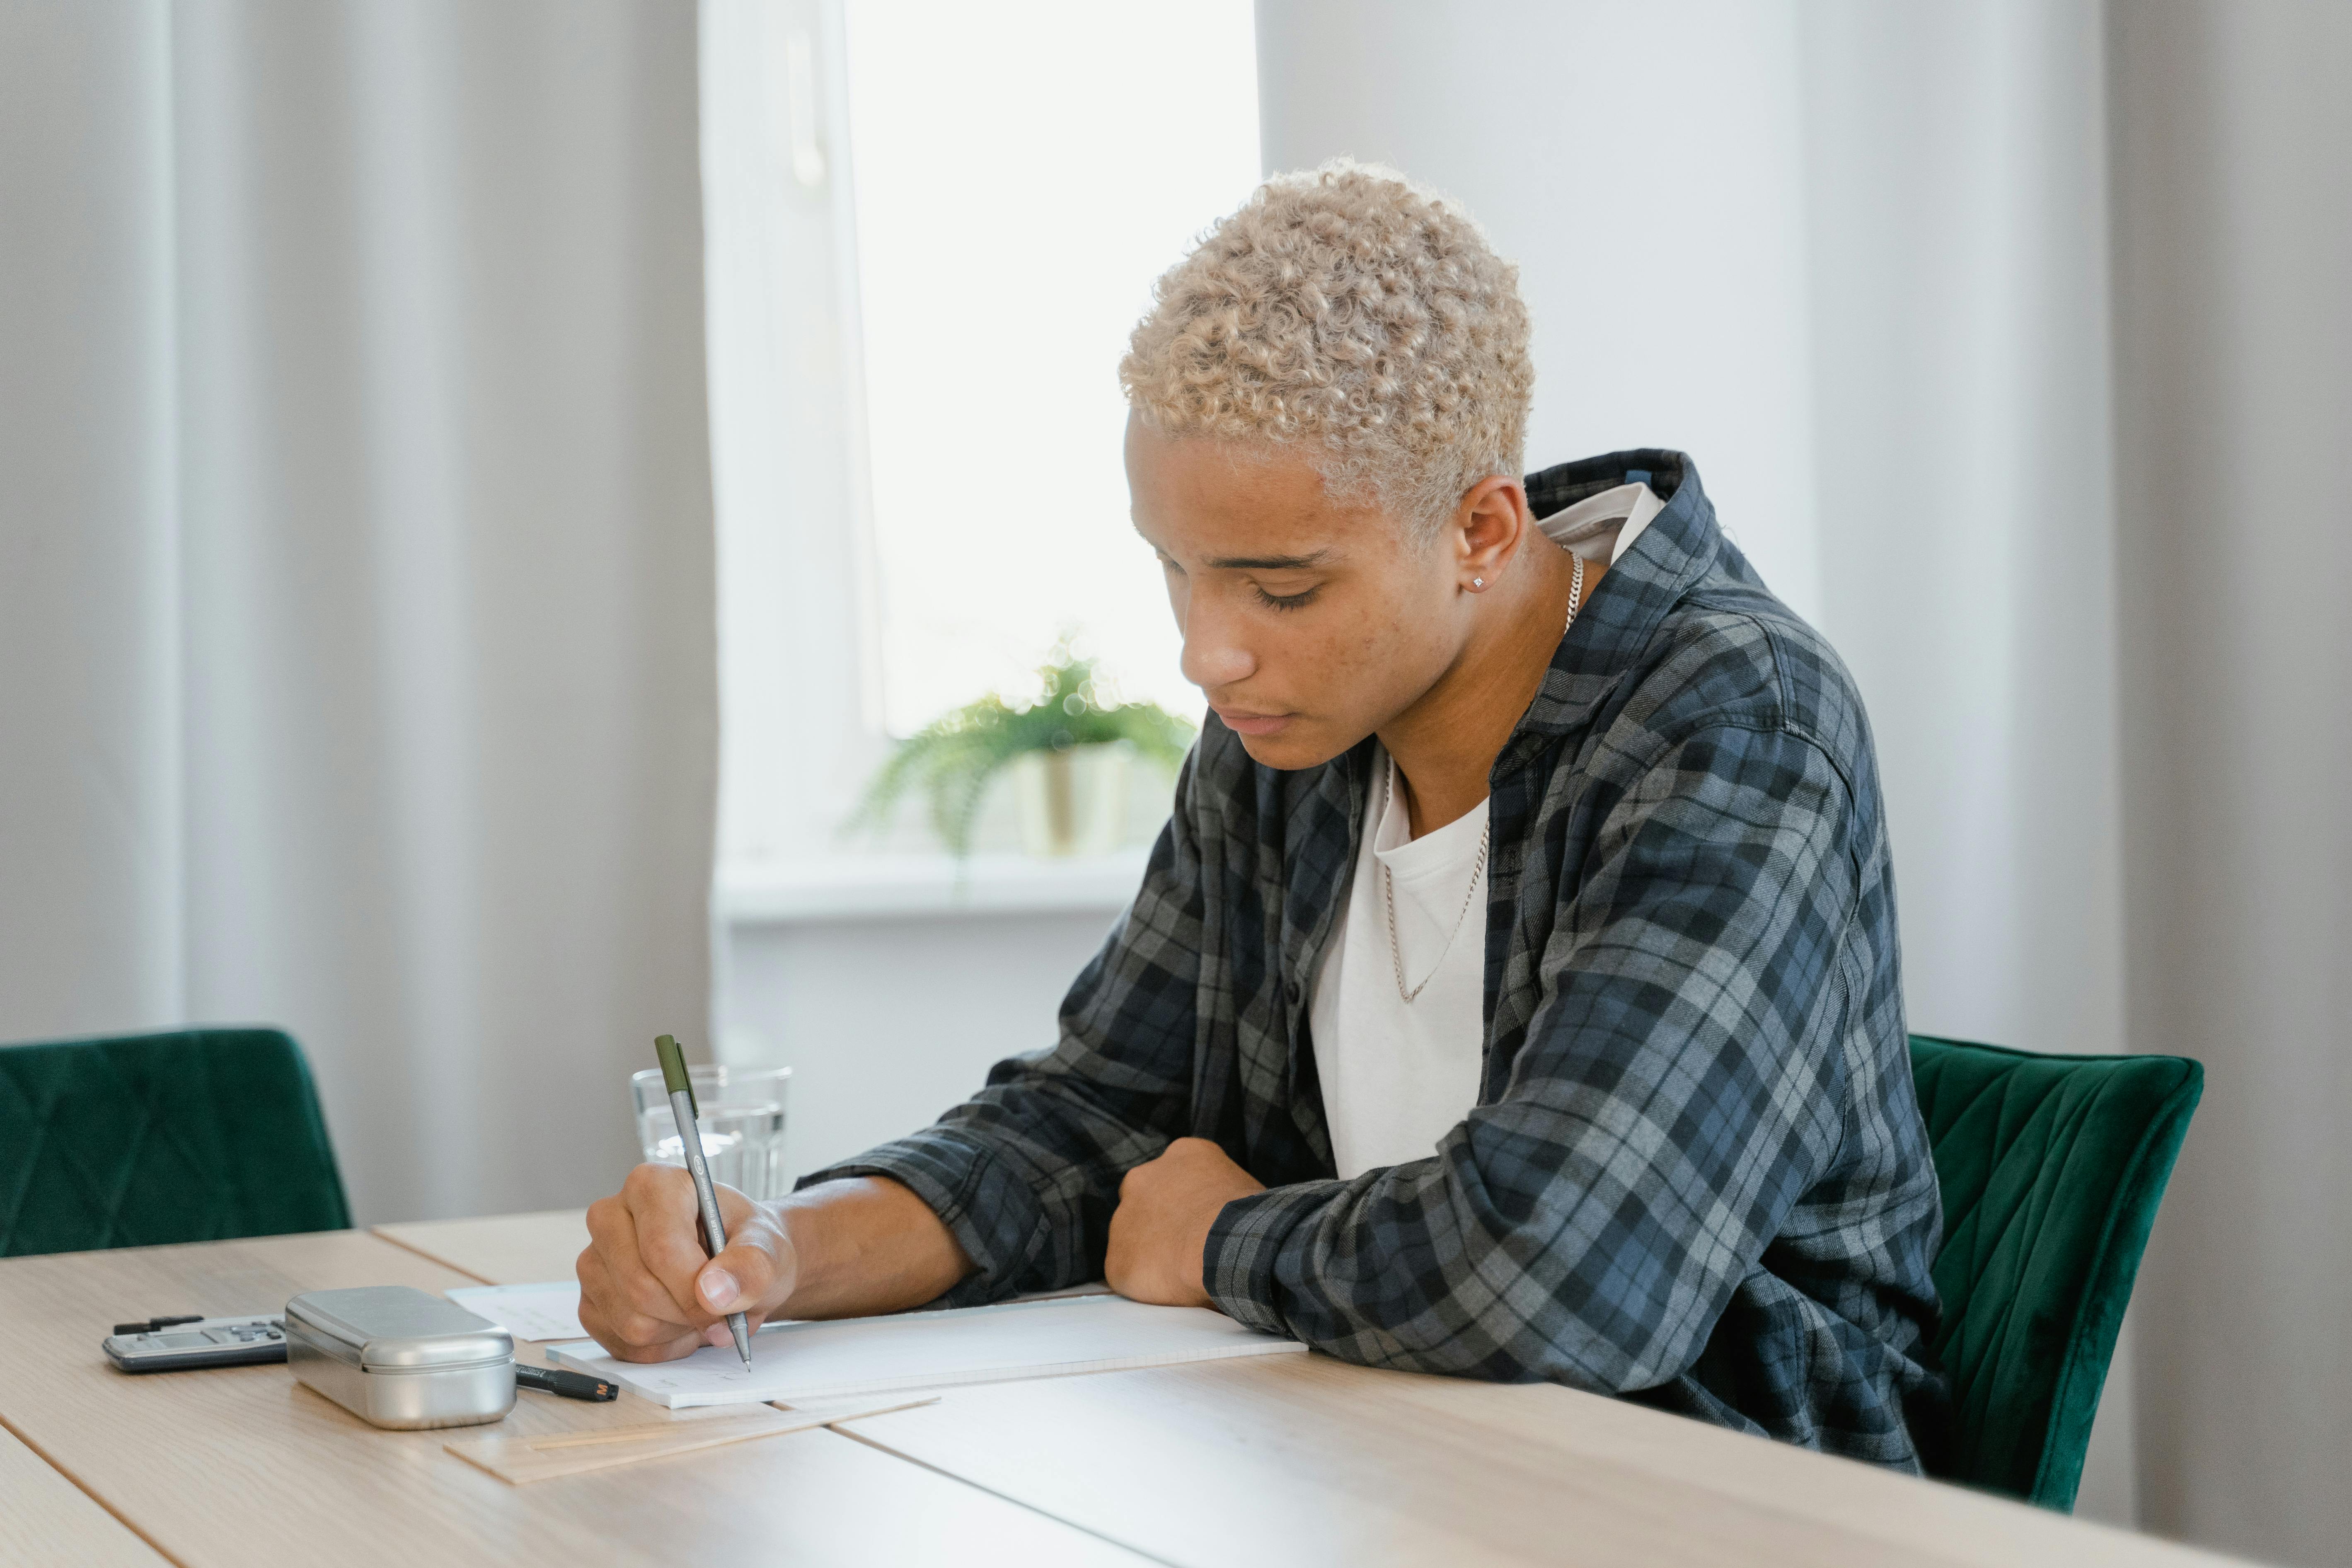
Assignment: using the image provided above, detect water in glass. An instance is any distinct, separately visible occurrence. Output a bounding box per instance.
[630,1065,791,1202]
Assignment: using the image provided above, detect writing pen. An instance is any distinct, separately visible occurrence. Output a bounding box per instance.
[654,1033,754,1372]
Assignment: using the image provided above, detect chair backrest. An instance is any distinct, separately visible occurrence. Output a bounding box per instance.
[1909,1033,2200,1510]
[0,1027,351,1257]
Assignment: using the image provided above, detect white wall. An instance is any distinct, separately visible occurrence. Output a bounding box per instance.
[722,907,1120,1176]
[1255,0,1823,627]
[1799,0,2125,1070]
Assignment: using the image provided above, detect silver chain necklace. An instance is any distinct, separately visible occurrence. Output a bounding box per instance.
[1383,785,1489,1004]
[1384,550,1587,1004]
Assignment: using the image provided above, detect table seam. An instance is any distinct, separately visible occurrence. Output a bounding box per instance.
[1,1408,187,1568]
[367,1225,500,1285]
[826,1423,1179,1567]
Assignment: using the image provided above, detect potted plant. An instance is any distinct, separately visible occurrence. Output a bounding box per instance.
[851,636,1196,858]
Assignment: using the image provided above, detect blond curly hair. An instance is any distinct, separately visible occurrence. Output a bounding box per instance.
[1120,160,1533,537]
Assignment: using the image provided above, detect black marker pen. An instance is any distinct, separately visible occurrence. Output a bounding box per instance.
[515,1364,618,1401]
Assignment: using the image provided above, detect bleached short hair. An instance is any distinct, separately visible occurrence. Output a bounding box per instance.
[1120,160,1534,539]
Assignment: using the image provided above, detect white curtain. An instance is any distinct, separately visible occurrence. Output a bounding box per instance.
[0,0,717,1225]
[1259,1,2352,1560]
[2110,7,2352,1562]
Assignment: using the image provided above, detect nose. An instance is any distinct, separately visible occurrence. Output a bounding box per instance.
[1177,590,1256,694]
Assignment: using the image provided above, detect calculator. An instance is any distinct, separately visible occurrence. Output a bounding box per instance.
[104,1314,287,1372]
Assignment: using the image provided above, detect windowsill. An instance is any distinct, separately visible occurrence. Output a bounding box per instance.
[715,848,1149,925]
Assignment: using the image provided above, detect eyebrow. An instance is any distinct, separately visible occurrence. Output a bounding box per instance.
[1204,548,1335,571]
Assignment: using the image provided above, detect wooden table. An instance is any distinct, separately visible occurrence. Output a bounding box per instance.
[0,1226,1131,1566]
[1,1420,166,1566]
[0,1213,2252,1568]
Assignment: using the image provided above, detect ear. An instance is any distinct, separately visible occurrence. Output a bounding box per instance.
[1452,475,1534,590]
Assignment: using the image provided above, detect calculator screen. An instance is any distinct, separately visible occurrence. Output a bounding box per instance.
[152,1333,212,1348]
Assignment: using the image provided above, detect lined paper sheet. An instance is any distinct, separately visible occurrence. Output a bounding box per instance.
[546,1292,1305,1409]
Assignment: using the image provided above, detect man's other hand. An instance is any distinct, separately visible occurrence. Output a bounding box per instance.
[1105,1137,1265,1309]
[578,1163,796,1362]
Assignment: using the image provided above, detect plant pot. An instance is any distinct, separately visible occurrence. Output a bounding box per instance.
[1012,742,1131,857]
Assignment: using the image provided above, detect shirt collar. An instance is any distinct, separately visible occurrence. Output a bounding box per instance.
[1537,479,1665,565]
[1503,448,1721,751]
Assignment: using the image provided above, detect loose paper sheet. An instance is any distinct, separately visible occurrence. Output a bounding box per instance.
[546,1292,1305,1409]
[442,1395,937,1484]
[445,1282,586,1343]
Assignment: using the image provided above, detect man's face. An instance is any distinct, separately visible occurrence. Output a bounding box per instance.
[1125,416,1465,770]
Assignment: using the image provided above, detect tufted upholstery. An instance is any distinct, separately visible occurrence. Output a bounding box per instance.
[1910,1034,2200,1510]
[0,1027,350,1258]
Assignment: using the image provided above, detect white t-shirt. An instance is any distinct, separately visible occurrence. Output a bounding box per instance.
[1308,482,1662,1180]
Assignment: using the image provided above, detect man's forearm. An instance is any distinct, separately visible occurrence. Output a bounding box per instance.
[774,1175,974,1319]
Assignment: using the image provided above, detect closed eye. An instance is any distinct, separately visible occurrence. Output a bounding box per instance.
[1252,583,1319,612]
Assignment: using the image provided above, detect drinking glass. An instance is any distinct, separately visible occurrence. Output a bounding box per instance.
[629,1063,791,1202]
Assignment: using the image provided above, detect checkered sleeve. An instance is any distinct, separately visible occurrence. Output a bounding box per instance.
[794,750,1211,1305]
[1205,719,1858,1390]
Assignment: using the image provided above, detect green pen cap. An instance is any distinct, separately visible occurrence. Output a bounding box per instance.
[654,1033,695,1110]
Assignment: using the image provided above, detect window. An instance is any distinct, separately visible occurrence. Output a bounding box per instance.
[844,0,1261,734]
[703,0,1260,885]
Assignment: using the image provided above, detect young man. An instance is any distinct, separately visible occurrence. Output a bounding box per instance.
[580,162,1948,1470]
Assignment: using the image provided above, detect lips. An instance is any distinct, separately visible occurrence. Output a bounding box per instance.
[1212,707,1295,737]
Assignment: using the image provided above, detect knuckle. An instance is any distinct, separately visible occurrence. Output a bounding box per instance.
[625,1162,681,1200]
[630,1275,685,1321]
[616,1310,669,1345]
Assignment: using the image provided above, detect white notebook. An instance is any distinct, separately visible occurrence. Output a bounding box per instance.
[545,1292,1306,1409]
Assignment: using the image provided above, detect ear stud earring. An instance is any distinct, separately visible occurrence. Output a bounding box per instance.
[1471,577,1484,589]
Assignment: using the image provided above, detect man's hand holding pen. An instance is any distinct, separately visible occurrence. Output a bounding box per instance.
[578,1165,796,1362]
[578,1169,979,1361]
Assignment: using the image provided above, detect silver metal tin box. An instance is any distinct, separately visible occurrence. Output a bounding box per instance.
[285,1285,515,1430]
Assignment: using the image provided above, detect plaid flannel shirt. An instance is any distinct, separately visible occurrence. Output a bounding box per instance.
[805,450,1949,1470]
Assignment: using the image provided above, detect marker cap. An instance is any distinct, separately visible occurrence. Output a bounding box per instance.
[654,1033,695,1108]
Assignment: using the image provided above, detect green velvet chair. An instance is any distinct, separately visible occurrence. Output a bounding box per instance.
[0,1027,351,1257]
[1910,1033,2201,1511]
